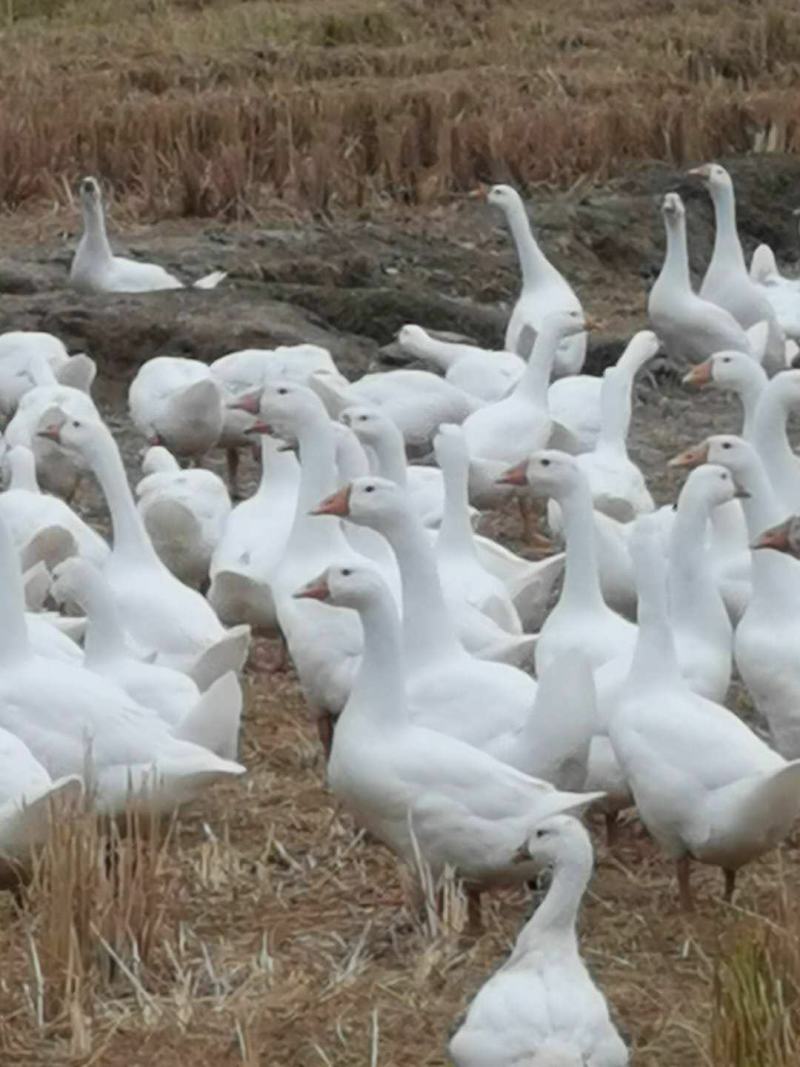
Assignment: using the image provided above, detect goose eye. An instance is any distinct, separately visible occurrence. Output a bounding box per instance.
[341,568,352,577]
[536,828,548,838]
[540,459,551,467]
[722,442,731,449]
[72,420,81,428]
[364,485,375,493]
[359,415,368,422]
[277,387,288,396]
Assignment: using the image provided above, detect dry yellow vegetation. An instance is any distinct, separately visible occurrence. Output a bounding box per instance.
[1,0,800,218]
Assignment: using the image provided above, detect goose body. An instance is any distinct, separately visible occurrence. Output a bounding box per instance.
[749,244,800,341]
[486,184,586,377]
[135,446,231,588]
[397,324,523,402]
[129,357,224,459]
[70,177,225,293]
[450,815,628,1067]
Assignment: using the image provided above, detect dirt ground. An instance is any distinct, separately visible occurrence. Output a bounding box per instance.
[1,158,800,1065]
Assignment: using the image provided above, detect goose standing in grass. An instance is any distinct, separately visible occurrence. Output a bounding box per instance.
[449,814,628,1067]
[648,193,758,365]
[689,163,786,373]
[135,445,231,589]
[129,356,224,460]
[296,563,601,929]
[486,184,586,376]
[70,177,226,293]
[37,409,250,682]
[609,514,800,909]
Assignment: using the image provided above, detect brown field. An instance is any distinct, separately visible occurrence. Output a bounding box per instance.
[2,2,800,1065]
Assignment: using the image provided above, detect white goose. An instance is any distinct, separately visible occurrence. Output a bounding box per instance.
[50,557,241,759]
[648,192,757,365]
[70,177,225,293]
[37,410,250,682]
[749,369,800,512]
[296,562,601,927]
[486,184,586,376]
[609,513,800,909]
[682,350,767,440]
[397,324,523,402]
[0,332,95,424]
[0,444,109,569]
[461,309,585,508]
[135,445,231,589]
[689,162,785,373]
[450,815,628,1067]
[501,452,636,673]
[129,357,224,459]
[0,512,243,816]
[749,243,800,342]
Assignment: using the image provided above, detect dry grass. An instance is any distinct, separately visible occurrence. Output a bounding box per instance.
[1,0,800,219]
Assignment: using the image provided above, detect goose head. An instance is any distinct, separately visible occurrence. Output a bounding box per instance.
[497,450,580,500]
[50,556,96,610]
[248,380,328,445]
[512,813,592,873]
[682,350,766,391]
[79,176,102,209]
[486,183,523,213]
[679,463,749,511]
[687,161,732,193]
[396,324,428,352]
[294,562,386,609]
[311,475,405,533]
[669,434,756,485]
[661,192,685,223]
[752,516,800,556]
[340,405,391,447]
[35,405,104,460]
[540,308,586,342]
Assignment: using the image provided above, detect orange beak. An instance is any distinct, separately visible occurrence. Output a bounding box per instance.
[37,423,62,443]
[311,485,352,517]
[466,182,490,200]
[752,519,792,553]
[293,575,331,601]
[228,391,261,415]
[496,461,528,487]
[682,360,713,387]
[668,441,709,468]
[687,164,712,179]
[245,420,274,436]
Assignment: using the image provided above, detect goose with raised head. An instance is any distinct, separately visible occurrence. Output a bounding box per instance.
[450,814,628,1067]
[433,424,522,633]
[0,444,109,569]
[129,357,224,460]
[749,369,800,512]
[135,445,231,589]
[689,163,785,373]
[667,464,739,702]
[245,383,400,750]
[340,404,448,527]
[50,557,241,759]
[682,350,767,440]
[609,513,800,909]
[296,563,601,927]
[672,434,800,758]
[0,332,95,424]
[486,184,586,376]
[211,343,341,491]
[500,452,636,673]
[313,478,544,748]
[4,361,98,499]
[208,432,299,632]
[648,193,756,365]
[310,367,480,452]
[70,177,225,293]
[749,243,800,342]
[397,324,524,402]
[0,512,243,815]
[460,310,586,509]
[37,411,250,680]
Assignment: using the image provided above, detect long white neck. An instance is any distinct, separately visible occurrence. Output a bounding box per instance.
[254,438,299,502]
[709,181,747,276]
[0,514,31,666]
[556,479,607,614]
[344,587,408,730]
[376,508,464,669]
[7,447,40,492]
[752,386,800,510]
[80,194,114,263]
[368,423,408,488]
[88,425,162,565]
[511,846,590,953]
[436,441,479,563]
[732,366,767,442]
[401,329,464,372]
[513,322,562,404]
[668,485,731,640]
[627,530,682,692]
[660,214,692,292]
[288,413,352,562]
[596,368,631,457]
[502,192,551,290]
[73,568,130,664]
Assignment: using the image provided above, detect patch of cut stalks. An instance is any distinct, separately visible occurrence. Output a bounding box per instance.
[1,0,800,218]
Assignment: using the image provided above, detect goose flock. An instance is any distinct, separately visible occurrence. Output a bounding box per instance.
[4,165,800,1063]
